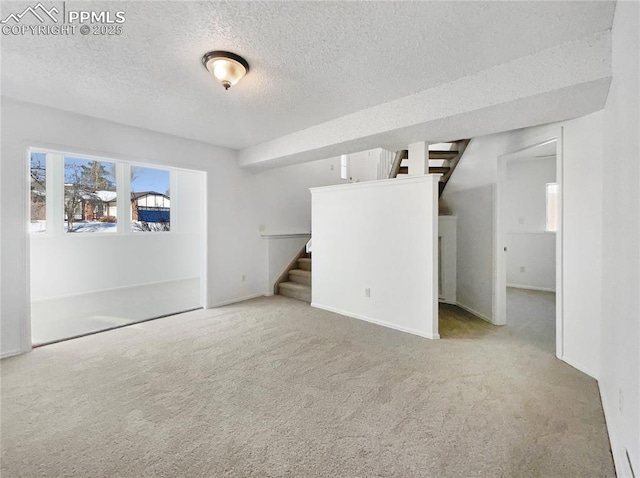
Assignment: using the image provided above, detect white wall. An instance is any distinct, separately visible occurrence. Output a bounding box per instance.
[506,157,556,291]
[442,183,494,321]
[438,216,457,304]
[30,234,201,301]
[345,149,377,183]
[248,156,344,295]
[334,148,395,184]
[1,99,347,356]
[311,176,440,339]
[250,157,343,236]
[506,158,556,232]
[506,233,555,291]
[442,112,604,378]
[0,98,240,355]
[561,113,603,378]
[0,98,248,356]
[600,2,640,476]
[30,168,203,301]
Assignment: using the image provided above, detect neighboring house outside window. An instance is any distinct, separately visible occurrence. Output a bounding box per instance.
[131,191,171,223]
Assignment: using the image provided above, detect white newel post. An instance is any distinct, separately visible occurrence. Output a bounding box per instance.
[427,174,440,339]
[408,141,429,175]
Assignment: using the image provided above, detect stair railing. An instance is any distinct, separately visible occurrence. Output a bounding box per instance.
[388,150,408,179]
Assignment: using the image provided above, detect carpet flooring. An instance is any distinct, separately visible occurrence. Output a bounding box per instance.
[1,292,614,477]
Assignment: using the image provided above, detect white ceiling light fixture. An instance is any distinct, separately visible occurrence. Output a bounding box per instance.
[202,51,249,90]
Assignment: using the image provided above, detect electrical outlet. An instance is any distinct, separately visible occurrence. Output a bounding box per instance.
[518,216,525,225]
[520,266,526,273]
[365,288,371,297]
[241,275,246,282]
[258,224,266,232]
[330,164,335,171]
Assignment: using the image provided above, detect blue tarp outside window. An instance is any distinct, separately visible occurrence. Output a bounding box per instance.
[138,209,170,223]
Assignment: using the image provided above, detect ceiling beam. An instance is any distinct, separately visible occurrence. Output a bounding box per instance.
[239,31,611,170]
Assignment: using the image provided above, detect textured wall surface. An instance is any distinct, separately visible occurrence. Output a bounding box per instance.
[311,176,440,339]
[600,1,640,476]
[506,157,557,291]
[0,99,348,357]
[442,112,605,380]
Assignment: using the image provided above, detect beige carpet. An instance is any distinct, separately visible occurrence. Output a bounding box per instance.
[1,294,614,477]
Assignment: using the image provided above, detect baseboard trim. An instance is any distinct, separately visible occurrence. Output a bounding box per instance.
[507,284,556,293]
[455,301,495,325]
[1,347,29,359]
[599,387,627,478]
[438,298,457,305]
[561,354,598,380]
[208,293,265,308]
[311,302,439,340]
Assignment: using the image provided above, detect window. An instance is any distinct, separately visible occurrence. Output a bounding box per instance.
[64,157,117,233]
[30,152,47,233]
[131,166,171,232]
[28,149,174,236]
[340,154,349,180]
[546,182,558,232]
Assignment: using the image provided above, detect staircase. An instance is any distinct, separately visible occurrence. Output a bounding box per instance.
[277,253,312,303]
[389,139,470,196]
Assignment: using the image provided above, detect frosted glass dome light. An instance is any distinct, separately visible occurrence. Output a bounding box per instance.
[202,51,249,90]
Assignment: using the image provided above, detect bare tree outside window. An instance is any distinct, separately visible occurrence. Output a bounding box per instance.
[64,158,117,233]
[30,152,47,233]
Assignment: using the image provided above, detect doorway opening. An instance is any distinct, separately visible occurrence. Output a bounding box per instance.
[28,148,207,346]
[495,136,562,356]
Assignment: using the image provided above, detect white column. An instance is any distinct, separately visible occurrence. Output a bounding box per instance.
[408,141,429,175]
[427,174,440,339]
[47,153,64,235]
[170,170,178,232]
[116,162,131,234]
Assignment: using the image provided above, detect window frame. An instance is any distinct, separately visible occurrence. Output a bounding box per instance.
[340,154,349,180]
[27,147,175,238]
[62,156,119,234]
[29,151,48,234]
[545,182,558,233]
[130,165,172,233]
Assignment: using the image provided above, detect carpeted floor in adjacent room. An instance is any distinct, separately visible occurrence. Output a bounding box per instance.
[1,292,614,477]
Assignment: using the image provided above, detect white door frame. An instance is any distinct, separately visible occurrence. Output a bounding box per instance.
[494,130,564,359]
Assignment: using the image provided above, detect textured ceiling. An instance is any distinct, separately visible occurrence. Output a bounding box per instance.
[1,1,615,151]
[238,31,612,169]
